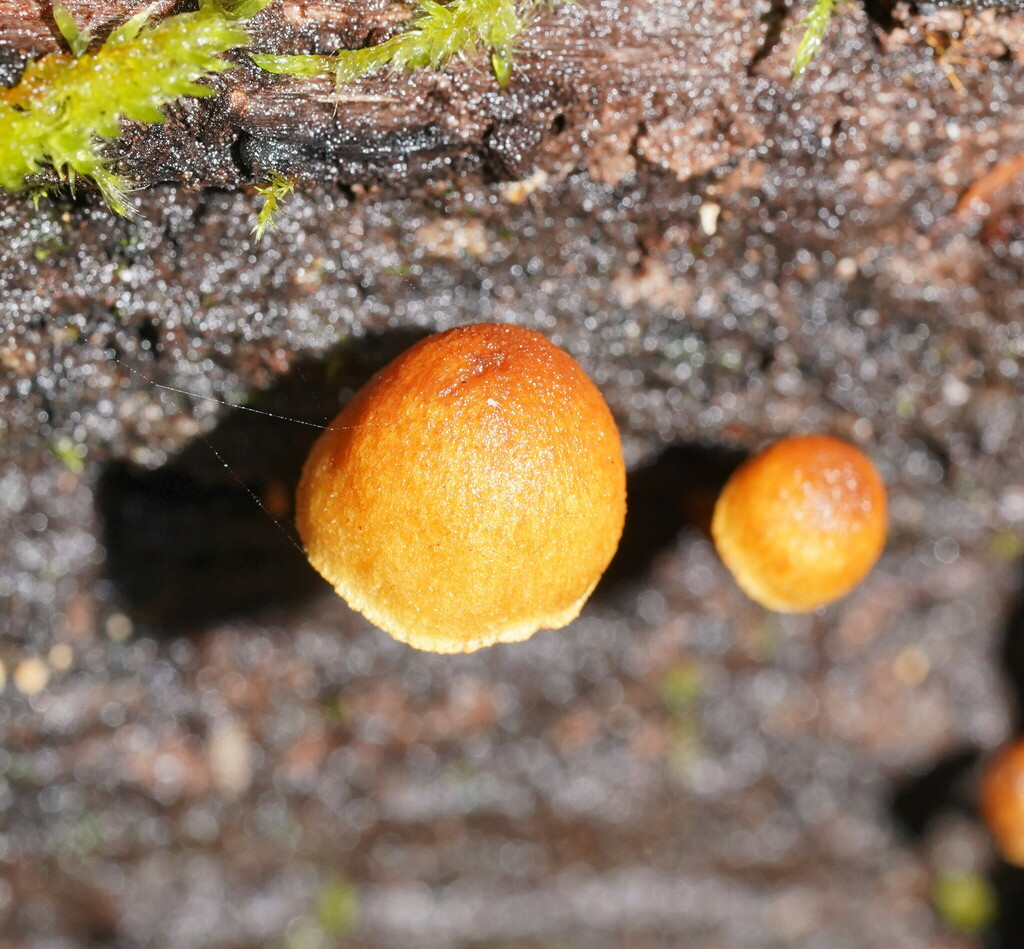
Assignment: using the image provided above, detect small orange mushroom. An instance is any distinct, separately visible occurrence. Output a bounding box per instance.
[711,434,887,612]
[296,323,627,653]
[981,738,1024,866]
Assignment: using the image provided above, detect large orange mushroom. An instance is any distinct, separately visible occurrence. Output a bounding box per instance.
[981,738,1024,866]
[296,323,627,653]
[711,434,887,612]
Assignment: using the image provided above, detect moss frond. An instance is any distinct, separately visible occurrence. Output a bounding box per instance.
[252,171,297,240]
[252,53,341,79]
[220,0,276,19]
[0,0,273,214]
[253,0,540,88]
[792,0,839,81]
[53,3,91,57]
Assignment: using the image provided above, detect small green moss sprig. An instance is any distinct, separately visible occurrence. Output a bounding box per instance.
[252,171,297,239]
[792,0,840,80]
[0,0,271,214]
[252,0,542,90]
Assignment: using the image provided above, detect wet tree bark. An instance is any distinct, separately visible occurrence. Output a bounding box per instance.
[0,0,798,192]
[4,0,1024,198]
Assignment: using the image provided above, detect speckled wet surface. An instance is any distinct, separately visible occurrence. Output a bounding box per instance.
[5,0,1024,945]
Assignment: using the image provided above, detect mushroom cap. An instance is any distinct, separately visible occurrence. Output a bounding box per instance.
[981,739,1024,866]
[710,434,887,612]
[296,323,627,653]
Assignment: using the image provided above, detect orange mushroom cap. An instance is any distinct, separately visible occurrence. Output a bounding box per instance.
[296,323,627,653]
[711,434,887,612]
[981,738,1024,866]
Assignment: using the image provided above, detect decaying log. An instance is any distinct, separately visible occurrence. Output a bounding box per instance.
[0,0,792,191]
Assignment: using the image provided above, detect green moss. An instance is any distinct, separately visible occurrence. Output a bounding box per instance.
[51,436,85,473]
[792,0,839,81]
[252,171,297,240]
[933,873,996,934]
[253,0,543,88]
[316,877,359,937]
[659,661,702,714]
[989,530,1024,564]
[0,0,271,214]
